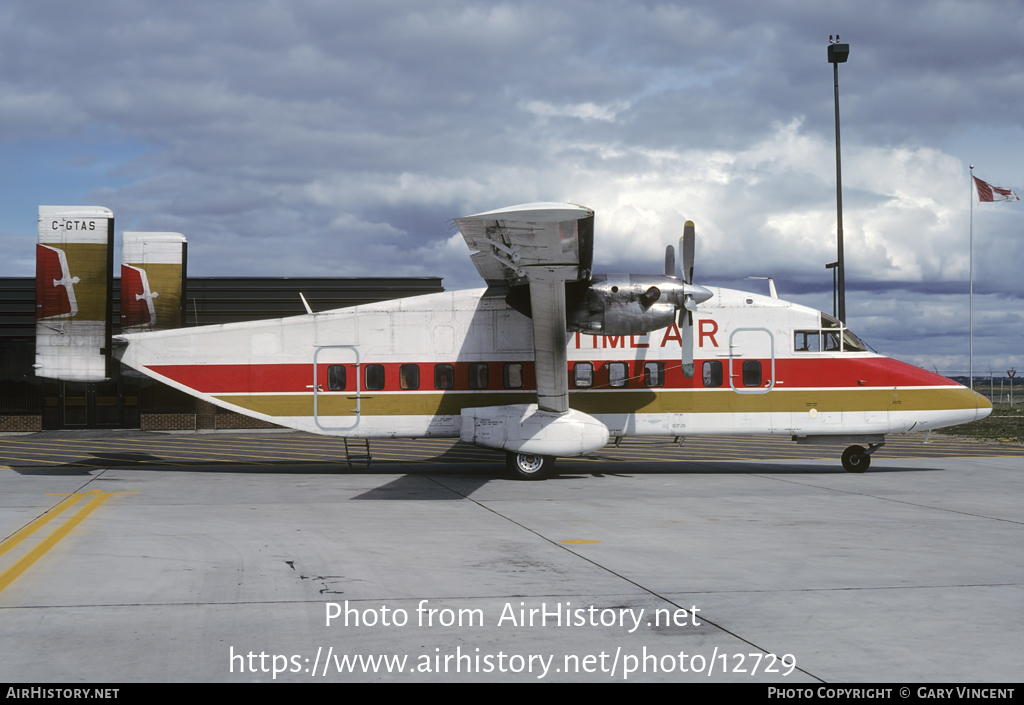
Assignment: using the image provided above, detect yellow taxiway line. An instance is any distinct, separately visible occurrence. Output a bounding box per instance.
[0,489,134,594]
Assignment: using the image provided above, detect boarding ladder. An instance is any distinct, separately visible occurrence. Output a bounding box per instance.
[342,438,371,468]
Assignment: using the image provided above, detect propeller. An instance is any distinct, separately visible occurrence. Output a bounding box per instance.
[663,220,711,378]
[678,221,697,378]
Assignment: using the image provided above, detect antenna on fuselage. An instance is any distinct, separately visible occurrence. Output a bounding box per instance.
[746,276,778,299]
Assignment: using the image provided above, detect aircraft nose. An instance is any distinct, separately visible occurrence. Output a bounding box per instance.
[975,391,993,422]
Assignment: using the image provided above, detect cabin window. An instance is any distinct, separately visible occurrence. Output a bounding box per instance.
[399,364,419,390]
[469,363,489,389]
[573,362,594,388]
[503,363,524,389]
[434,363,454,389]
[327,365,346,391]
[365,364,385,390]
[794,331,821,352]
[702,361,722,387]
[742,360,761,387]
[608,362,629,388]
[643,361,665,387]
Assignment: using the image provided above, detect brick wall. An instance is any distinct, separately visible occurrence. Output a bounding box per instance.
[196,400,218,430]
[194,399,280,430]
[0,415,42,432]
[140,414,196,431]
[1,408,281,433]
[214,412,281,430]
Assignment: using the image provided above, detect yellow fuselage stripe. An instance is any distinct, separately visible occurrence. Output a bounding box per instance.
[213,386,981,418]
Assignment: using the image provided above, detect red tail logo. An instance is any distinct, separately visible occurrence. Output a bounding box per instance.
[35,244,79,319]
[120,264,157,328]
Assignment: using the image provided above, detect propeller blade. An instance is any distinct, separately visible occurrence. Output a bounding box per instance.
[679,308,695,379]
[664,244,675,278]
[682,221,695,285]
[677,220,697,378]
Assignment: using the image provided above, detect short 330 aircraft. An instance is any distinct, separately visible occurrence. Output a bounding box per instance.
[36,203,991,478]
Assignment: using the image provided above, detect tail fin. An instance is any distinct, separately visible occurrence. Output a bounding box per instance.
[34,206,114,381]
[121,232,187,330]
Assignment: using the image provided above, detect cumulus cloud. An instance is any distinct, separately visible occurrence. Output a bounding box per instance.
[0,0,1021,370]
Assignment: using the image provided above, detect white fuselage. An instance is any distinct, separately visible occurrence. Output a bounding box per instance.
[117,286,990,446]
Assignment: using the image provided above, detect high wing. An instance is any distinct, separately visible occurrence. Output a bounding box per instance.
[455,203,594,413]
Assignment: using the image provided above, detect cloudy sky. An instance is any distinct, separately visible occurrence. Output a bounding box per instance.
[1,0,1021,375]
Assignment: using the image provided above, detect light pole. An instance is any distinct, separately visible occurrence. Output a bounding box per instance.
[828,37,849,324]
[970,164,974,390]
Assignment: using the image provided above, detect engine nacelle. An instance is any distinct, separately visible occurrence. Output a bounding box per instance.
[566,274,681,336]
[460,404,610,456]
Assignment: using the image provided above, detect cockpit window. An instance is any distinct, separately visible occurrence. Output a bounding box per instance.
[794,331,821,352]
[842,328,869,352]
[794,313,870,353]
[823,330,841,351]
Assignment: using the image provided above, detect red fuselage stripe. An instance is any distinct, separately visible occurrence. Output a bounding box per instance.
[147,357,957,395]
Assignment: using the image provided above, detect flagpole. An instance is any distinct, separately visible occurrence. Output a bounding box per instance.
[968,173,1021,393]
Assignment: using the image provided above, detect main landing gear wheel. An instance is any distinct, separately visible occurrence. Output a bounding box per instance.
[841,445,870,473]
[506,452,556,480]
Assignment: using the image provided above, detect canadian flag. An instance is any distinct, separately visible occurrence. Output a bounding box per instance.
[974,176,1019,202]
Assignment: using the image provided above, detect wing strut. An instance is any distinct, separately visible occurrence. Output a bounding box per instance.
[525,265,576,413]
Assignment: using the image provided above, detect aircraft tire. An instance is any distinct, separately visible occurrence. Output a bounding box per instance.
[841,445,870,473]
[506,452,555,480]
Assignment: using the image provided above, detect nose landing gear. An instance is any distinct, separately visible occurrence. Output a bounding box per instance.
[841,442,884,473]
[841,445,869,472]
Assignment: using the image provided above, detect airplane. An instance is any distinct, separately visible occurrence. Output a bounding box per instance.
[35,203,992,479]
